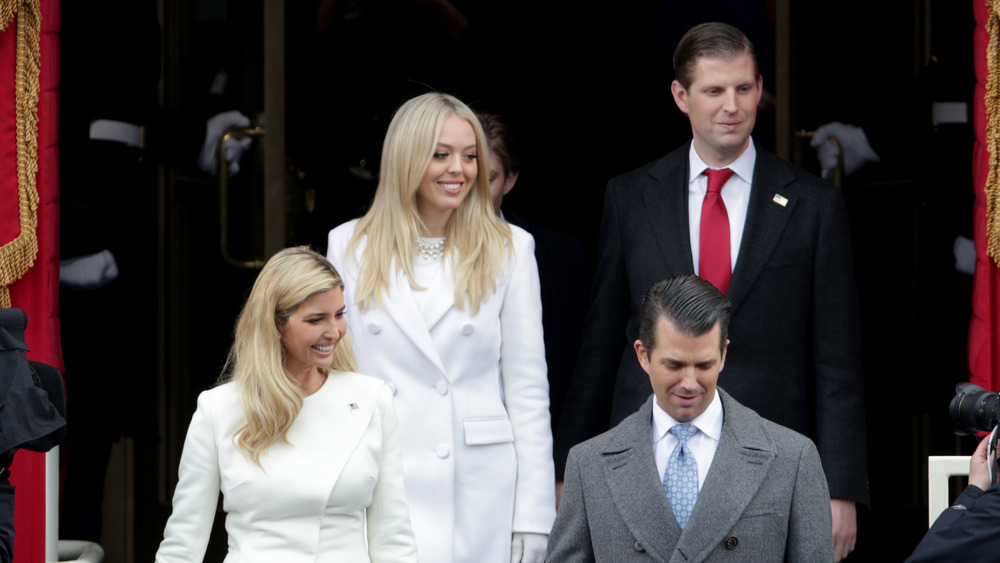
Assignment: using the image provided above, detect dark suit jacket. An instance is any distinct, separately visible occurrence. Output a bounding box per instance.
[547,390,833,562]
[503,210,592,431]
[905,483,1000,562]
[0,309,66,457]
[555,142,869,504]
[0,309,67,563]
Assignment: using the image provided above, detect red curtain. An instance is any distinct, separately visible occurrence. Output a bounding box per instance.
[971,0,1000,391]
[4,0,61,561]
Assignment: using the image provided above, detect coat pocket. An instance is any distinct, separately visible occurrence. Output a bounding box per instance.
[463,417,515,445]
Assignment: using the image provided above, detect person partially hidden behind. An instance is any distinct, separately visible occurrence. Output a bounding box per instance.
[906,434,1000,562]
[547,275,833,562]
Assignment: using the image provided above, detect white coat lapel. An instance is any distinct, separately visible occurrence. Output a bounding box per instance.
[419,254,458,331]
[380,266,448,375]
[296,372,384,498]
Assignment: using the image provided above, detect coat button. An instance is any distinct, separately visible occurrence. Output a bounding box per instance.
[436,381,449,395]
[725,536,738,550]
[461,323,474,335]
[632,540,645,552]
[367,323,381,334]
[436,444,450,458]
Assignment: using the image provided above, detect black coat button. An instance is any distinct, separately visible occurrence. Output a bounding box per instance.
[725,536,738,550]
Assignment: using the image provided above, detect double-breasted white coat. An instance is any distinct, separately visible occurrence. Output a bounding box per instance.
[328,220,557,563]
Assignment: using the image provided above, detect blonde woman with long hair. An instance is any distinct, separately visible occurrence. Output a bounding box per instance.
[327,93,555,563]
[156,247,417,562]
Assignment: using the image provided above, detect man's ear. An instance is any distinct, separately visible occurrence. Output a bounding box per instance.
[502,171,518,197]
[634,339,651,373]
[719,338,730,372]
[671,80,689,115]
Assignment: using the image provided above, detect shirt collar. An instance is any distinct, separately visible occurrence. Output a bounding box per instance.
[687,138,757,186]
[651,390,724,443]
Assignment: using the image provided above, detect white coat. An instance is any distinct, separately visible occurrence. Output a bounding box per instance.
[155,371,417,563]
[327,220,557,563]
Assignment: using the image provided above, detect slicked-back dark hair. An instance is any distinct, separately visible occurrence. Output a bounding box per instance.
[673,22,760,89]
[638,275,732,354]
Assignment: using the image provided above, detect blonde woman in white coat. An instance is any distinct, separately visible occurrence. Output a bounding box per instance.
[327,93,556,563]
[156,247,417,563]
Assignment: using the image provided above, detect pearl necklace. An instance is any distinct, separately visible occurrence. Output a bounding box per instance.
[417,238,445,260]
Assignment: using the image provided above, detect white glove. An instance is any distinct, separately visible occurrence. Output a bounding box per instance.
[954,235,976,276]
[809,121,881,179]
[510,532,548,563]
[60,249,119,290]
[198,110,253,176]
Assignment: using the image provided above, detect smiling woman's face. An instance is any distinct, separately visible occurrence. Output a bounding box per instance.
[415,114,478,235]
[278,287,346,379]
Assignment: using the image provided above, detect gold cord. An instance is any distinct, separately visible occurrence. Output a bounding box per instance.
[0,0,40,307]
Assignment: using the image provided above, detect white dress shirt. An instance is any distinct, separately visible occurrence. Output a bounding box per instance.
[651,391,724,491]
[687,140,757,274]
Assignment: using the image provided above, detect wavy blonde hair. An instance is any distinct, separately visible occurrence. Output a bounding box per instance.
[348,92,512,314]
[221,246,357,465]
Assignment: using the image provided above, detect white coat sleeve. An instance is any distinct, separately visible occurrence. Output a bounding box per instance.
[501,229,557,535]
[155,391,222,562]
[367,385,419,562]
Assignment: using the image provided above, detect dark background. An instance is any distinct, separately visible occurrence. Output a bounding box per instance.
[56,1,977,560]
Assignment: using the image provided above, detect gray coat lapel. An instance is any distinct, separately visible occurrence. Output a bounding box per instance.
[728,146,798,311]
[672,390,776,562]
[602,398,678,563]
[641,149,695,275]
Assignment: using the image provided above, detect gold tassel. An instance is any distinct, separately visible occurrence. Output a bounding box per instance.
[0,0,41,306]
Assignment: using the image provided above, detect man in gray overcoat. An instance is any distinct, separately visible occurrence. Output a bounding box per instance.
[547,275,833,562]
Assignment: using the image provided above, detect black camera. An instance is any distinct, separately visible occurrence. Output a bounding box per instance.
[950,383,1000,435]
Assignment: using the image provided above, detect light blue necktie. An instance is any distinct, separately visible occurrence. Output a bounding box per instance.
[664,422,699,529]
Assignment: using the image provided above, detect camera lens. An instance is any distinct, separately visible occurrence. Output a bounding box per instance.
[950,383,1000,435]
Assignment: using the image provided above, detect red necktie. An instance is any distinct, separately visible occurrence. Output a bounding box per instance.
[699,168,735,295]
